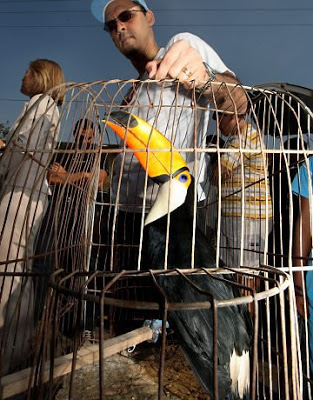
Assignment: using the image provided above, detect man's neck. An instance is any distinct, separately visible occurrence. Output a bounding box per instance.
[130,44,160,78]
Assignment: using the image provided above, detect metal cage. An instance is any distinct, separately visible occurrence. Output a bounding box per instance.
[1,79,313,399]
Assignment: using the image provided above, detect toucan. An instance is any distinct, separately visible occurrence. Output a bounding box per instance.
[103,111,253,400]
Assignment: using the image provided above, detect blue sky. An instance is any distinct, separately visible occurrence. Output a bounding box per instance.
[1,0,313,127]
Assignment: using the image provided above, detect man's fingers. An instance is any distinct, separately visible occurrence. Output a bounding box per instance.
[148,40,208,87]
[155,42,186,80]
[146,59,162,79]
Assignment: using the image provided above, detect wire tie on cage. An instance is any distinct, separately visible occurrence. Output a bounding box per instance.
[127,346,136,353]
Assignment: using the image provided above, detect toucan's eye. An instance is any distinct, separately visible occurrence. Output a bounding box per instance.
[175,169,191,188]
[179,174,188,183]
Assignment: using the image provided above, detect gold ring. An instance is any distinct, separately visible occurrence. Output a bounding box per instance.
[182,67,193,78]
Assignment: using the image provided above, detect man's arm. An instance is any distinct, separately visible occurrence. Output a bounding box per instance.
[48,162,107,190]
[293,196,312,316]
[98,169,108,190]
[204,71,248,116]
[48,162,87,185]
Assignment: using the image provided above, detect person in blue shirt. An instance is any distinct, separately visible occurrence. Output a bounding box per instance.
[292,156,313,374]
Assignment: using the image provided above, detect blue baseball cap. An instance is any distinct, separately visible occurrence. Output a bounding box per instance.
[91,0,149,24]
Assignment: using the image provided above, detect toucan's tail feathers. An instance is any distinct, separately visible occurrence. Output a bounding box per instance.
[229,349,250,399]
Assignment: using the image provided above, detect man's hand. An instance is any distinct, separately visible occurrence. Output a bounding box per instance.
[49,162,66,175]
[296,292,306,318]
[98,169,108,190]
[145,39,247,115]
[48,162,67,184]
[146,39,208,91]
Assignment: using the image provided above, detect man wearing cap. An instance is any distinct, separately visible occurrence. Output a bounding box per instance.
[91,0,246,270]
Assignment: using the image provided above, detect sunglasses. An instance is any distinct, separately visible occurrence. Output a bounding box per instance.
[104,9,145,33]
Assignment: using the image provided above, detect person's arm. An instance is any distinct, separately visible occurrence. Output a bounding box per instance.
[97,169,108,190]
[212,162,232,186]
[203,71,247,116]
[48,162,89,185]
[48,162,107,189]
[293,196,312,317]
[219,132,242,180]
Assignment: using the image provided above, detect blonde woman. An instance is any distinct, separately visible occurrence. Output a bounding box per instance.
[0,59,65,376]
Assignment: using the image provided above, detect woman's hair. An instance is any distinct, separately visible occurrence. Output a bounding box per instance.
[28,59,65,105]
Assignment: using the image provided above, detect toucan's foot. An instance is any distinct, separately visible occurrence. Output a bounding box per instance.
[143,319,170,343]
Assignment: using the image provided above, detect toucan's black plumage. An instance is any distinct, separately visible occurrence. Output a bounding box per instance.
[141,176,216,268]
[104,111,253,400]
[141,177,253,400]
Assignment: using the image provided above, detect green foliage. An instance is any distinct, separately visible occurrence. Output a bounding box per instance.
[0,121,10,140]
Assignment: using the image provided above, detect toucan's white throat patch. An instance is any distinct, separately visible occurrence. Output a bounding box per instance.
[145,179,188,226]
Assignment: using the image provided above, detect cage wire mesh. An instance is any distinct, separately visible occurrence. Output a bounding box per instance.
[0,79,313,399]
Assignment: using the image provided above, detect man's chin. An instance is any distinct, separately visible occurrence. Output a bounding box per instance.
[123,48,140,60]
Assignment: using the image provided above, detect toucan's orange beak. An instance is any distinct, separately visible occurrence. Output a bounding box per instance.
[103,111,188,183]
[103,111,193,225]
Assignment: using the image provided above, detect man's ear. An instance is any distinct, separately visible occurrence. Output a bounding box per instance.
[146,10,155,27]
